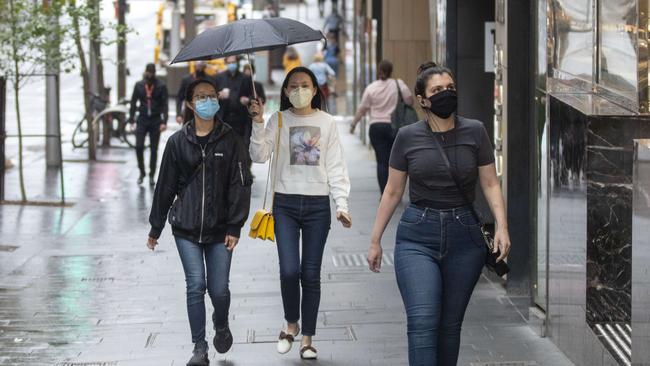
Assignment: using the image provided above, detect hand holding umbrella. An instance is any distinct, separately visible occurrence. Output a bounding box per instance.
[249,98,264,122]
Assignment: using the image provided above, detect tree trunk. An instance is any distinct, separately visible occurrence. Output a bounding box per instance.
[89,0,110,146]
[70,0,95,160]
[12,63,26,202]
[8,0,26,202]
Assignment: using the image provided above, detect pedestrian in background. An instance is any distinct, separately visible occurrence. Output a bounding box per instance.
[215,55,255,148]
[129,63,169,186]
[323,6,343,45]
[367,62,511,366]
[283,46,302,75]
[323,33,340,74]
[351,60,412,194]
[248,67,351,360]
[147,78,252,366]
[308,52,336,101]
[176,61,215,124]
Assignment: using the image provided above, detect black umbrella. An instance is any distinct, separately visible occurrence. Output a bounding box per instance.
[171,17,325,64]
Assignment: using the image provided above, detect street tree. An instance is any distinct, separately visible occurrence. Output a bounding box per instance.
[0,0,72,202]
[67,0,133,158]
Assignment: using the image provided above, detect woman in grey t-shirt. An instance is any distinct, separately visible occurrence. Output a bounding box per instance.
[366,62,511,366]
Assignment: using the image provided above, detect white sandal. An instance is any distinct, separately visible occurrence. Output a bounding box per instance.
[300,345,318,360]
[276,325,300,354]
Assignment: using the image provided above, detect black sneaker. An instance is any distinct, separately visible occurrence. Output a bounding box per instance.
[149,176,156,186]
[213,325,233,354]
[186,341,209,366]
[137,174,145,185]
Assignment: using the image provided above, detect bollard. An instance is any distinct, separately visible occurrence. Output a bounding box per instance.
[46,73,62,166]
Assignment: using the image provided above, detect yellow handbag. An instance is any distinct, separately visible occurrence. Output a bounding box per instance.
[248,112,282,242]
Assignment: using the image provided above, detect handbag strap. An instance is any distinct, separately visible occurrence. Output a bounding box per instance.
[394,79,404,105]
[428,119,483,224]
[262,111,282,211]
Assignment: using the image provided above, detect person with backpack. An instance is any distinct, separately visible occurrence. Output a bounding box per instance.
[350,60,413,194]
[147,78,252,365]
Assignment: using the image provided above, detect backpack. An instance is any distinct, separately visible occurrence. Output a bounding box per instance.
[390,79,419,131]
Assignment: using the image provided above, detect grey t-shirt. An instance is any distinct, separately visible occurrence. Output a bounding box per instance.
[389,117,495,209]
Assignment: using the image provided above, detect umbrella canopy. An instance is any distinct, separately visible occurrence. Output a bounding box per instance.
[171,17,325,64]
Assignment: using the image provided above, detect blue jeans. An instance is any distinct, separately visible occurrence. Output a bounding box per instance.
[273,193,331,336]
[175,237,232,345]
[394,204,486,366]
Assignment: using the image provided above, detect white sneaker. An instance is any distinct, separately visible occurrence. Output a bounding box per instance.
[300,345,318,360]
[276,326,300,354]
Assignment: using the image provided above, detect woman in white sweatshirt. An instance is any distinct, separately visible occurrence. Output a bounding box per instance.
[248,67,351,360]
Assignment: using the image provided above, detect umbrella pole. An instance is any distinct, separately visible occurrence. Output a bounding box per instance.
[246,53,258,100]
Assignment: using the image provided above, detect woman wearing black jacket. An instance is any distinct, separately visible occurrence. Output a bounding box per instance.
[147,79,252,366]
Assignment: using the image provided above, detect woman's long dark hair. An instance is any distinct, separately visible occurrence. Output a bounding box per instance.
[279,66,326,112]
[183,78,220,124]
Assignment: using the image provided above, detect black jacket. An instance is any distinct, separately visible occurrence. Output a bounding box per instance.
[215,70,254,126]
[129,78,169,124]
[148,121,252,243]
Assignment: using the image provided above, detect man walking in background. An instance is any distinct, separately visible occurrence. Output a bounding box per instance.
[129,63,169,186]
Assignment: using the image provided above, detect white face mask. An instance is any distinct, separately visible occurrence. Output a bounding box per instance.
[288,87,314,109]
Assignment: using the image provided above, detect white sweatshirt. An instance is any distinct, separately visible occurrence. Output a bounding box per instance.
[249,109,351,214]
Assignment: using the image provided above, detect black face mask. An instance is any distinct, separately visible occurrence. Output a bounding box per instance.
[426,89,457,118]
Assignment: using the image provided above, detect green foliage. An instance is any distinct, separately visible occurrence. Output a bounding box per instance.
[0,0,74,86]
[0,0,134,83]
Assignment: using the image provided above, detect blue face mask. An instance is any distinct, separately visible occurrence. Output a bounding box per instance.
[195,98,220,120]
[227,63,238,73]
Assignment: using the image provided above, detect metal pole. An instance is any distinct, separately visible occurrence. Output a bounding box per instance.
[0,76,5,201]
[353,0,358,118]
[45,73,62,167]
[56,75,65,204]
[170,1,181,58]
[117,0,127,102]
[185,0,196,43]
[360,12,367,145]
[45,0,62,167]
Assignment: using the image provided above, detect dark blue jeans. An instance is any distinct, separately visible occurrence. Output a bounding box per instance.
[394,204,486,366]
[273,193,331,336]
[175,237,232,345]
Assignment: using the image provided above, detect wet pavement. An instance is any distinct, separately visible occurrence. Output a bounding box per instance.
[0,115,575,365]
[2,0,575,365]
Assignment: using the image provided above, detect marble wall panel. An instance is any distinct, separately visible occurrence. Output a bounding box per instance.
[548,95,589,365]
[548,94,650,365]
[587,115,650,327]
[632,141,650,365]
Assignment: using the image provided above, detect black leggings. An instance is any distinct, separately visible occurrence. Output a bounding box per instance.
[369,122,395,194]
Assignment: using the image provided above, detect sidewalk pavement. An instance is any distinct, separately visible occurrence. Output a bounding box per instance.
[0,114,574,365]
